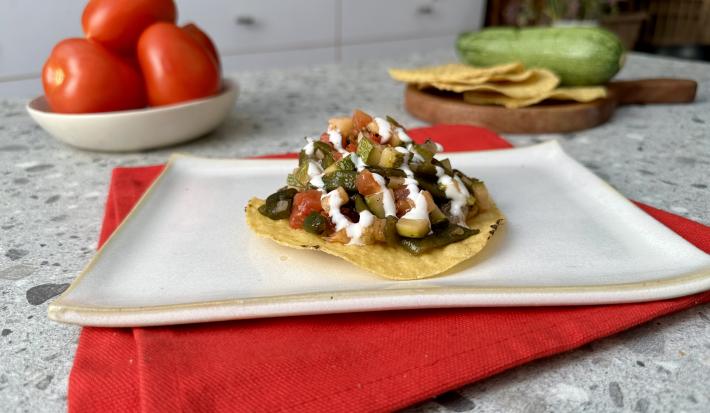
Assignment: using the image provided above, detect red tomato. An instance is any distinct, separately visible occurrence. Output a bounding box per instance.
[42,38,146,114]
[356,170,381,196]
[352,109,373,131]
[289,190,324,229]
[181,23,221,71]
[82,0,176,53]
[137,23,221,106]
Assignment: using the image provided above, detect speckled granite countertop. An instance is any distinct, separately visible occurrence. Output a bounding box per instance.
[1,52,708,412]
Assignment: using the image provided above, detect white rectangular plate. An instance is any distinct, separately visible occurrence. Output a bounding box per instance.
[49,142,710,327]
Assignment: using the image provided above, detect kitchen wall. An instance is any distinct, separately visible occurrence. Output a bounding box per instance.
[0,0,485,98]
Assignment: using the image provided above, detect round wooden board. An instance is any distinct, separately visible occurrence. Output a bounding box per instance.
[404,85,617,134]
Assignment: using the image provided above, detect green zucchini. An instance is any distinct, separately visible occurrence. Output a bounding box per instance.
[456,27,624,86]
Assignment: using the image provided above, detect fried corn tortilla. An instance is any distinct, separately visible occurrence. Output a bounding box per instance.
[247,198,505,280]
[388,62,524,84]
[427,68,559,97]
[463,86,607,108]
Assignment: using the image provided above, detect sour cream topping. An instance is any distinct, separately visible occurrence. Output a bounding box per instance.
[436,166,471,225]
[349,153,367,172]
[395,148,431,223]
[325,187,375,245]
[308,160,324,189]
[327,130,348,154]
[374,117,391,143]
[395,127,412,144]
[371,172,397,217]
[303,138,315,156]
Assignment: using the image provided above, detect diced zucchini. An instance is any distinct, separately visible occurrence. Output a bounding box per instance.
[365,192,386,219]
[353,194,369,213]
[378,147,404,168]
[356,135,382,166]
[323,155,355,175]
[396,218,430,238]
[322,170,357,192]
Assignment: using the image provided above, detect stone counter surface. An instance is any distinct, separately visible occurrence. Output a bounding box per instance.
[0,52,708,412]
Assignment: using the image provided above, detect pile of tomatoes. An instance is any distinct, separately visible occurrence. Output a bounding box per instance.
[42,0,222,114]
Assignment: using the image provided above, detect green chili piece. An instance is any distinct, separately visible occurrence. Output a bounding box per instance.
[322,170,357,192]
[399,223,479,256]
[303,212,326,234]
[258,188,298,220]
[313,141,336,169]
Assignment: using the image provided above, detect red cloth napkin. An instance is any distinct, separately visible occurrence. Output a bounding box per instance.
[69,125,710,413]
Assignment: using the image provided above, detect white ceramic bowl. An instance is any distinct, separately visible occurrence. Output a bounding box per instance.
[26,79,238,152]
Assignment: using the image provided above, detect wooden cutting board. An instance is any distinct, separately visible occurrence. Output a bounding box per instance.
[404,79,697,133]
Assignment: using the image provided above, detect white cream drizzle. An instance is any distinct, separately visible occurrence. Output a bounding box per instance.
[303,138,315,156]
[307,160,324,189]
[327,130,348,154]
[436,167,471,225]
[371,173,397,217]
[349,153,367,171]
[346,211,375,245]
[374,117,391,143]
[325,187,375,245]
[395,127,412,144]
[395,150,430,225]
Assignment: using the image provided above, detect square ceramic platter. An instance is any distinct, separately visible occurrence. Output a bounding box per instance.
[48,141,710,327]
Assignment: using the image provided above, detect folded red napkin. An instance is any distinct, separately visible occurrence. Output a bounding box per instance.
[69,125,710,413]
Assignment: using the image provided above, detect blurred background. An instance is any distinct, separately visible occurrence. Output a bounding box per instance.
[1,0,709,98]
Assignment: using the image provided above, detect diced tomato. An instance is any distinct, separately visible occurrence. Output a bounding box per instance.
[289,190,324,229]
[345,140,358,153]
[356,170,381,196]
[369,134,382,144]
[352,109,373,131]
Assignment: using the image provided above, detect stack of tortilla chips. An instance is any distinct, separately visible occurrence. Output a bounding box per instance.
[388,63,607,109]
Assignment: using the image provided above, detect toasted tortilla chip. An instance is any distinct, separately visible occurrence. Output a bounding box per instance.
[487,70,535,82]
[246,198,505,280]
[388,62,524,84]
[428,69,560,97]
[464,86,607,108]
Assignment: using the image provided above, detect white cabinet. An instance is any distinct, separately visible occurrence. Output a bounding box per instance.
[176,0,337,55]
[0,0,485,96]
[341,0,485,45]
